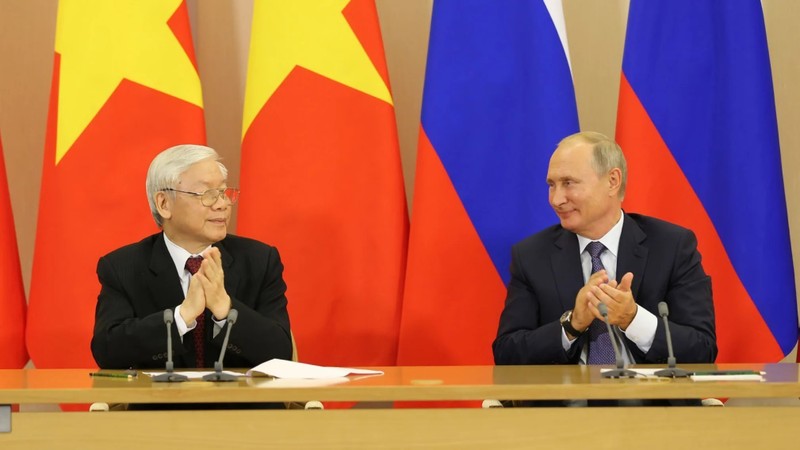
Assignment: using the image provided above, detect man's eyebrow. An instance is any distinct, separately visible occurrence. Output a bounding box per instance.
[193,180,228,187]
[548,176,575,182]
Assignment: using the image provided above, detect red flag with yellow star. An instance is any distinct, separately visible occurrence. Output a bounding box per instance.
[0,133,28,368]
[27,0,206,368]
[238,0,408,367]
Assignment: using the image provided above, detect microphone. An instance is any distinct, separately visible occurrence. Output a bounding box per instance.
[598,303,637,379]
[152,309,188,382]
[654,302,691,378]
[203,309,239,382]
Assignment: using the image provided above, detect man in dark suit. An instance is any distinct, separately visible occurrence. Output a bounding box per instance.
[91,144,292,373]
[493,132,716,371]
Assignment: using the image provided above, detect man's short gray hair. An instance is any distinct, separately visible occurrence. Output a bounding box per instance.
[558,131,627,199]
[146,144,228,227]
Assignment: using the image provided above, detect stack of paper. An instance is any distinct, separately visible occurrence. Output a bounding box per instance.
[689,371,764,382]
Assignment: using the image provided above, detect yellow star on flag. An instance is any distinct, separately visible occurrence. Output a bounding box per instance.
[54,0,203,164]
[242,0,393,137]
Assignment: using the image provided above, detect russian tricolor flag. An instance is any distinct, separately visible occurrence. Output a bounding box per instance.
[397,0,579,365]
[616,0,797,362]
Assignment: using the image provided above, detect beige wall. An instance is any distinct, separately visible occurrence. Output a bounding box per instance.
[0,1,798,357]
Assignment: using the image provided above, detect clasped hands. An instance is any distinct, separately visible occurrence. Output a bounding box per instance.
[179,247,231,326]
[570,270,637,333]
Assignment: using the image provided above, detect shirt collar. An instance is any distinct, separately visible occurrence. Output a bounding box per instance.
[163,232,211,276]
[577,210,624,257]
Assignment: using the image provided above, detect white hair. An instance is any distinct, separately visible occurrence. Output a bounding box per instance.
[145,144,228,227]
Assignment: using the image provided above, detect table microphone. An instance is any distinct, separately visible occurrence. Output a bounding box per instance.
[654,302,691,378]
[598,303,637,378]
[153,309,188,382]
[203,309,239,382]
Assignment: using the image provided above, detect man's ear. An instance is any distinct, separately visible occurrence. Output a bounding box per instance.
[608,168,622,197]
[155,192,172,221]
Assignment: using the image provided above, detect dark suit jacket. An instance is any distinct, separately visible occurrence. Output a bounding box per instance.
[91,232,293,370]
[493,213,717,366]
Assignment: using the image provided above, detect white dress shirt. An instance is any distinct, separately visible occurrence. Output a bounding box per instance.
[560,211,657,363]
[163,233,225,339]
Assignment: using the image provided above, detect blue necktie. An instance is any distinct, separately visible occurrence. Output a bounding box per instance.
[585,241,616,364]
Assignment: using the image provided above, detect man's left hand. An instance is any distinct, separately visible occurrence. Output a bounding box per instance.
[589,272,637,329]
[197,247,232,320]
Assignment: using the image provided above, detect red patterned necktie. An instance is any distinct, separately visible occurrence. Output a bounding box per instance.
[185,256,205,368]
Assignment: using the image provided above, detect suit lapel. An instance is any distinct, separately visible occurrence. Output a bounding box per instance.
[215,237,240,296]
[551,228,585,311]
[147,233,185,310]
[616,214,648,299]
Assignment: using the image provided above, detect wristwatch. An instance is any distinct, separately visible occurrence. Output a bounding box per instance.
[559,310,586,337]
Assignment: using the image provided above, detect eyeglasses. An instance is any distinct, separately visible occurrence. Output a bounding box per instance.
[163,187,240,206]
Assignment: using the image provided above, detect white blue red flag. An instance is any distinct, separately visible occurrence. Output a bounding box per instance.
[397,0,580,365]
[616,0,797,362]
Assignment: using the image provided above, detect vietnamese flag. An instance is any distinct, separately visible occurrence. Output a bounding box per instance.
[27,0,206,368]
[238,0,408,367]
[0,133,28,368]
[616,0,797,363]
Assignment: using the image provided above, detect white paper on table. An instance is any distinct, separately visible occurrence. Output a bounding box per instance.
[246,358,383,379]
[246,376,351,388]
[690,374,764,382]
[142,370,245,380]
[599,368,765,382]
[600,368,662,378]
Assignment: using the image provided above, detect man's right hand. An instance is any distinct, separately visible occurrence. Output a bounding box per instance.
[571,270,610,332]
[179,273,206,326]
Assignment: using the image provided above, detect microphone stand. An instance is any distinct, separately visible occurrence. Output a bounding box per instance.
[153,309,188,382]
[654,302,691,378]
[203,309,239,382]
[598,304,637,379]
